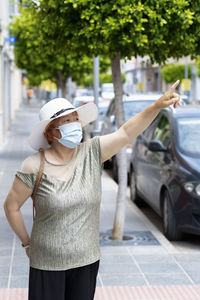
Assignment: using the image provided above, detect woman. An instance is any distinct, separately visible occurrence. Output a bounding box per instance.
[3,80,181,300]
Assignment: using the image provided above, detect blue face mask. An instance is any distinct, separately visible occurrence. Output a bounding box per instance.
[56,122,83,148]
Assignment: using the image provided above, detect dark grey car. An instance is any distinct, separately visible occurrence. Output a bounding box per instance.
[129,105,200,240]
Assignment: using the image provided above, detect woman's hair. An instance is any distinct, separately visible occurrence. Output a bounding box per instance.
[44,120,57,145]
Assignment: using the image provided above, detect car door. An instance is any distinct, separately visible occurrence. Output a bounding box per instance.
[135,115,161,199]
[142,114,173,212]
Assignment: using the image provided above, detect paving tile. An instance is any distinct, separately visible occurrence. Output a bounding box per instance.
[12,259,29,276]
[0,257,11,268]
[0,239,13,248]
[96,276,102,286]
[138,262,182,273]
[100,246,129,256]
[177,262,200,273]
[10,276,29,288]
[0,276,8,288]
[174,254,200,263]
[101,254,133,264]
[127,245,168,255]
[145,273,192,285]
[0,248,12,257]
[99,262,140,274]
[183,271,200,284]
[0,265,10,277]
[100,273,146,286]
[133,254,174,264]
[14,247,27,257]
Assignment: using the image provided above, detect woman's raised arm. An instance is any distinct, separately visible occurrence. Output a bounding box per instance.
[100,80,180,164]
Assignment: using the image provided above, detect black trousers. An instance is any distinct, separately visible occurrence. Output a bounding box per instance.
[28,260,100,300]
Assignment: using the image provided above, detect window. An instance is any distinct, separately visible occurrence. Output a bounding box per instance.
[152,114,170,147]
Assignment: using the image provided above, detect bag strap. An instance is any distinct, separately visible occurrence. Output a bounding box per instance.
[32,149,45,221]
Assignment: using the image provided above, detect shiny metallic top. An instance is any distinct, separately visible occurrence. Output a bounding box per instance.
[15,136,102,271]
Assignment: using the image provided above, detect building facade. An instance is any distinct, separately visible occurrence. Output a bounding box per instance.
[0,0,23,147]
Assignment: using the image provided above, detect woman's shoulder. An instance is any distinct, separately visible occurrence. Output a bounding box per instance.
[81,136,100,151]
[19,151,40,174]
[81,136,101,163]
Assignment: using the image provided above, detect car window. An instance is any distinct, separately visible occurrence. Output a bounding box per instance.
[106,100,114,116]
[143,113,162,141]
[152,114,170,147]
[124,101,155,121]
[176,117,200,156]
[106,100,155,124]
[99,106,108,121]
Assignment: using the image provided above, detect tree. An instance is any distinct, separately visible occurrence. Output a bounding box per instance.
[77,72,126,87]
[196,59,200,77]
[33,0,200,240]
[161,64,192,84]
[10,6,95,96]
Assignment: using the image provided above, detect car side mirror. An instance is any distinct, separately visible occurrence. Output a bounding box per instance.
[148,140,168,152]
[109,115,115,124]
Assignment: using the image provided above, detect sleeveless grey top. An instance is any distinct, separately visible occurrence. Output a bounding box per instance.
[15,136,103,271]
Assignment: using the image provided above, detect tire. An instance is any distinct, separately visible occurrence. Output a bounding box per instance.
[130,168,146,207]
[163,190,182,241]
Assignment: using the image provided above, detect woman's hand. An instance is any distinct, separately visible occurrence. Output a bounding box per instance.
[154,80,181,110]
[25,247,30,258]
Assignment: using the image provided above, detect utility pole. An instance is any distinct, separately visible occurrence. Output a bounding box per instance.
[93,56,99,136]
[157,65,162,93]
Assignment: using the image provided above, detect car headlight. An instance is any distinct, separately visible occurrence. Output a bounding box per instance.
[195,184,200,196]
[184,183,194,193]
[184,182,200,196]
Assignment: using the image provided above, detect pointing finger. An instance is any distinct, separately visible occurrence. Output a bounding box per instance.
[169,80,180,92]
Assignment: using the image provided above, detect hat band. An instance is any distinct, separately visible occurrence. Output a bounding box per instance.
[50,107,75,119]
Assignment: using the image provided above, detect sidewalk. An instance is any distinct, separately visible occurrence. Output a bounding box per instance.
[0,99,200,300]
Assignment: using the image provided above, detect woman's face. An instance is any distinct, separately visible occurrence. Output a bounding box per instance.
[47,111,82,140]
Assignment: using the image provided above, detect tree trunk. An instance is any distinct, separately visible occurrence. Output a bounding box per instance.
[56,88,59,97]
[53,71,69,98]
[111,52,128,241]
[61,78,67,98]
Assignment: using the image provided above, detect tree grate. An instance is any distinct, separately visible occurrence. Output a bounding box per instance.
[100,230,160,246]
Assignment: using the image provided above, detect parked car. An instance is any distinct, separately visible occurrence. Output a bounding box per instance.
[101,94,163,182]
[129,104,200,240]
[73,96,96,108]
[73,96,110,140]
[72,88,93,99]
[100,83,114,100]
[87,100,110,138]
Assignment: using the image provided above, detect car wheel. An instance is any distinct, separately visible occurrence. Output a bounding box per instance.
[163,190,182,241]
[112,157,118,183]
[130,169,146,207]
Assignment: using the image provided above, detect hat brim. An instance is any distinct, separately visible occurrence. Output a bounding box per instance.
[28,102,98,151]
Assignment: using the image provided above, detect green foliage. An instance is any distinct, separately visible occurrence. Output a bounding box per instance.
[78,72,125,87]
[196,59,200,77]
[10,6,95,87]
[11,1,200,86]
[161,64,192,84]
[36,0,200,64]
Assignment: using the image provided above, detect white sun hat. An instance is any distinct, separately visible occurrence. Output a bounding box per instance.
[28,98,98,151]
